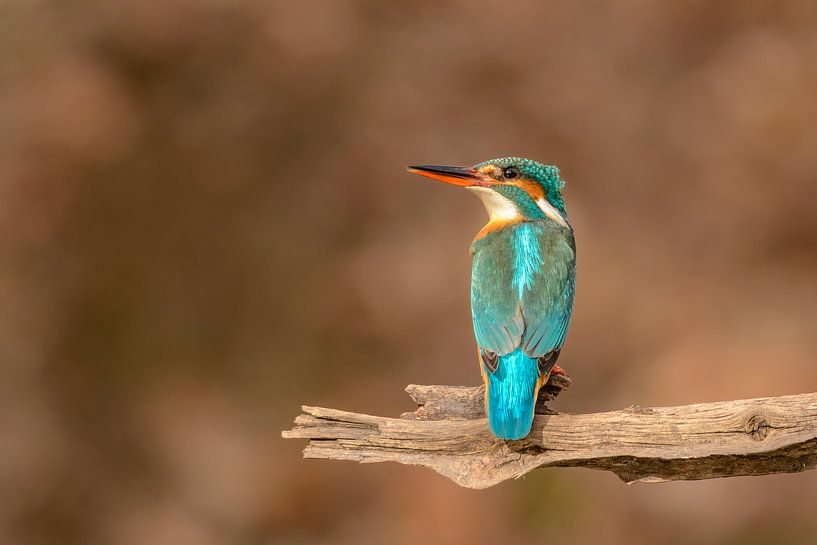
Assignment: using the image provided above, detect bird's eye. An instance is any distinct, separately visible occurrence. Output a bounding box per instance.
[502,167,519,179]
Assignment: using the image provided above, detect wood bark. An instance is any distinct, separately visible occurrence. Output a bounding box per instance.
[282,374,817,489]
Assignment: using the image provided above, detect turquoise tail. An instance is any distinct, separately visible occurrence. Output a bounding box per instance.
[485,348,540,440]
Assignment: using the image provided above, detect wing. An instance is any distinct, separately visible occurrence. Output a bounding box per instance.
[519,225,575,357]
[519,233,575,358]
[471,233,525,356]
[471,223,575,359]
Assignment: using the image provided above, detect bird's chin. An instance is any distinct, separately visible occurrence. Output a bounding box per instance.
[467,186,521,222]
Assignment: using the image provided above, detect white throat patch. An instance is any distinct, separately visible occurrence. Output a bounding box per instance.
[467,186,569,227]
[467,187,520,222]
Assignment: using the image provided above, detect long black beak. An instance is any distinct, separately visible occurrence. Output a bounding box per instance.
[405,165,490,187]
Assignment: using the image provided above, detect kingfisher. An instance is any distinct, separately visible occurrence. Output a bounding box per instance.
[407,157,575,440]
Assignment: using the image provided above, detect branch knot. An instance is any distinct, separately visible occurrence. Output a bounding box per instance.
[745,414,770,441]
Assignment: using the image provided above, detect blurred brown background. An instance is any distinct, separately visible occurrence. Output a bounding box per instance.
[2,1,817,544]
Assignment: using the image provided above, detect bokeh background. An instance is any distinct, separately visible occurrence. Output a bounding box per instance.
[3,1,817,544]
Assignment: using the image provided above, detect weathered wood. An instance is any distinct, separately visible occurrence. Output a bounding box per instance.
[283,374,817,489]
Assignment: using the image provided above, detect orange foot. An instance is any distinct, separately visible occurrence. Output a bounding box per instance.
[550,364,567,377]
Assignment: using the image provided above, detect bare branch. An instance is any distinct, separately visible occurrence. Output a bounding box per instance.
[283,374,817,489]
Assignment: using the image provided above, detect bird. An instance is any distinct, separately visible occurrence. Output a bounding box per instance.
[407,157,575,440]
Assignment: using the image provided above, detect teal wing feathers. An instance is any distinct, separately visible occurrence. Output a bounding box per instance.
[471,222,575,359]
[519,226,576,358]
[470,236,525,355]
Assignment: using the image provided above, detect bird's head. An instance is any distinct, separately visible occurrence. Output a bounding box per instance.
[407,157,568,227]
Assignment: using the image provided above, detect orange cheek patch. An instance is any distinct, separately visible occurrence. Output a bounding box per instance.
[511,179,546,202]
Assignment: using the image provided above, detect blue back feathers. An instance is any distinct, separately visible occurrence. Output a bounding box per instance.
[484,225,555,440]
[512,223,544,299]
